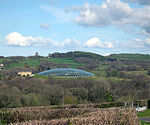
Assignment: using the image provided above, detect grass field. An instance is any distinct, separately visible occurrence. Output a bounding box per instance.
[5,59,41,69]
[138,110,150,118]
[110,54,150,60]
[140,121,150,125]
[3,57,85,69]
[47,58,84,68]
[91,71,107,77]
[125,71,147,75]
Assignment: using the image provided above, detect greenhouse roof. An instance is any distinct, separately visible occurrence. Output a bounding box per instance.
[38,68,94,77]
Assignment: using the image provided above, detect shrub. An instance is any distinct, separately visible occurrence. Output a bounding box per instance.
[148,100,150,109]
[147,70,150,76]
[64,96,78,104]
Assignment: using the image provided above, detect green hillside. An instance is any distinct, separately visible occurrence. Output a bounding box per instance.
[0,51,104,70]
[110,53,150,60]
[3,57,81,69]
[73,51,104,59]
[1,52,150,70]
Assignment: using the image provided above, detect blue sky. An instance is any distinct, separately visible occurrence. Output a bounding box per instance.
[0,0,150,56]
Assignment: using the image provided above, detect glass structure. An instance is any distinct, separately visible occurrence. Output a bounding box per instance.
[38,68,94,77]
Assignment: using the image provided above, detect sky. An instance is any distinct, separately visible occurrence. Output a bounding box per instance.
[0,0,150,56]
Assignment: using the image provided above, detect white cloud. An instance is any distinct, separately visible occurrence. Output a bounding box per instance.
[84,37,113,49]
[5,32,114,50]
[120,38,150,49]
[6,32,150,52]
[67,0,150,35]
[68,0,132,27]
[133,38,150,47]
[132,7,150,34]
[6,32,31,46]
[5,32,58,47]
[62,38,82,49]
[5,32,82,49]
[84,37,103,48]
[40,23,50,30]
[145,38,150,45]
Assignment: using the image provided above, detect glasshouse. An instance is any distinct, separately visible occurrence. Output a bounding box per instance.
[38,68,94,77]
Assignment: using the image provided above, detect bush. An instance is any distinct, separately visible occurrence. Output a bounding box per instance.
[147,70,150,76]
[107,70,119,77]
[64,96,78,104]
[99,102,124,108]
[0,94,21,108]
[7,107,139,125]
[148,100,150,109]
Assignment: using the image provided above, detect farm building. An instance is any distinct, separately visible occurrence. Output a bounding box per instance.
[18,72,32,76]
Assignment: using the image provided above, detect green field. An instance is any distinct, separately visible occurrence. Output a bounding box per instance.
[140,119,150,125]
[138,110,150,118]
[47,58,83,68]
[2,57,85,69]
[140,121,150,125]
[125,71,148,76]
[110,54,150,60]
[5,59,41,69]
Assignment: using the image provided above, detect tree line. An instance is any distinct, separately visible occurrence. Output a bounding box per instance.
[0,74,149,108]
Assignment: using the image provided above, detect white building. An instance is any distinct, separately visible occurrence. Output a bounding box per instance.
[0,64,4,70]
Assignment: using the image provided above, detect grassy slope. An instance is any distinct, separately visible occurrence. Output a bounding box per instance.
[140,121,150,125]
[1,57,83,69]
[1,52,150,71]
[48,58,82,68]
[74,51,104,59]
[138,110,150,118]
[0,51,104,69]
[5,59,40,69]
[125,71,148,76]
[110,54,150,60]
